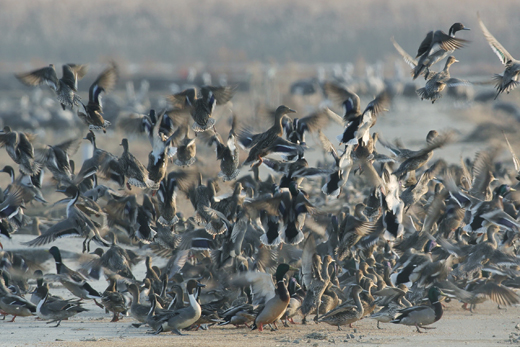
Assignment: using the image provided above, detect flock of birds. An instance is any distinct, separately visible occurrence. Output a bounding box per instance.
[1,13,520,338]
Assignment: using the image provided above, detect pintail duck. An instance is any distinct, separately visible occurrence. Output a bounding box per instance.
[148,279,205,335]
[208,116,240,181]
[416,56,472,103]
[239,105,303,167]
[119,138,157,190]
[35,138,80,185]
[386,130,455,180]
[282,107,343,145]
[15,63,88,110]
[478,13,520,99]
[25,186,110,252]
[436,279,519,313]
[318,285,364,330]
[156,171,195,226]
[77,63,118,133]
[391,286,445,333]
[324,83,390,147]
[169,85,235,132]
[36,285,88,327]
[81,131,125,187]
[283,277,305,326]
[0,126,40,175]
[392,23,469,80]
[45,247,104,307]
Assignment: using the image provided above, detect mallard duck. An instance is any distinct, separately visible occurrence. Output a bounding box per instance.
[78,63,118,132]
[239,105,303,167]
[15,63,88,110]
[119,138,156,190]
[169,85,234,132]
[416,56,472,103]
[478,13,520,99]
[391,286,445,333]
[0,126,40,175]
[392,23,469,80]
[0,272,36,322]
[35,285,87,327]
[24,185,110,253]
[318,285,364,330]
[101,276,129,322]
[208,116,240,181]
[148,279,205,335]
[250,264,295,331]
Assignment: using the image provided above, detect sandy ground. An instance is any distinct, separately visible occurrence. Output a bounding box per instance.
[2,95,520,346]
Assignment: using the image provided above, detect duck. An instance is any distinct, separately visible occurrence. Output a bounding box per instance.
[0,272,36,322]
[35,285,87,327]
[174,127,197,167]
[101,276,129,322]
[250,264,295,331]
[318,284,364,330]
[35,138,80,185]
[219,303,256,328]
[208,116,240,181]
[283,277,305,326]
[392,23,469,80]
[370,284,410,329]
[282,107,343,146]
[15,63,88,110]
[301,252,334,323]
[0,166,47,204]
[80,131,125,187]
[416,56,471,103]
[388,130,455,180]
[478,13,520,99]
[391,286,445,333]
[0,126,40,175]
[45,246,104,308]
[169,85,235,132]
[148,279,205,335]
[156,171,195,226]
[78,63,118,132]
[24,185,110,253]
[239,105,303,167]
[188,177,227,236]
[119,138,157,190]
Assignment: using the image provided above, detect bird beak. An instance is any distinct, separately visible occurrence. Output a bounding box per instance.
[56,188,67,193]
[462,28,470,30]
[288,108,296,114]
[196,283,206,288]
[454,59,460,63]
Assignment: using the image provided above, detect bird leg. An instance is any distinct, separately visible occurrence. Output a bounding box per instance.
[337,324,342,331]
[461,303,469,311]
[283,319,289,328]
[54,320,62,327]
[288,317,297,324]
[349,323,355,328]
[94,299,104,309]
[302,316,307,325]
[377,321,383,330]
[8,315,17,322]
[110,313,120,322]
[149,326,163,335]
[415,324,424,333]
[172,329,187,336]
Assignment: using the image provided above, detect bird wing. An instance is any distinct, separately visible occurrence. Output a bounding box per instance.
[416,31,434,58]
[391,37,417,68]
[478,13,514,66]
[323,82,361,120]
[203,85,235,105]
[89,63,118,105]
[504,133,520,171]
[15,65,59,90]
[231,271,275,305]
[23,219,80,247]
